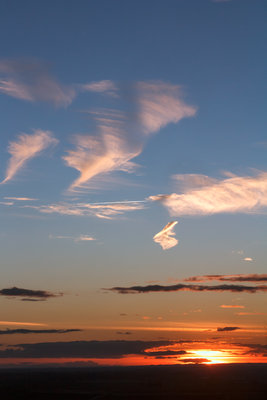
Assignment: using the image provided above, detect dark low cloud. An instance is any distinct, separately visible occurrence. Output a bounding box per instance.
[116,331,132,335]
[180,358,210,364]
[217,327,241,332]
[239,343,267,357]
[106,283,267,294]
[0,340,172,359]
[21,298,45,302]
[0,286,62,300]
[145,350,187,357]
[0,329,81,335]
[185,274,267,283]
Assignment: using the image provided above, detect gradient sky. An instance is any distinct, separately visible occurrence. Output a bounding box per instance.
[0,0,266,366]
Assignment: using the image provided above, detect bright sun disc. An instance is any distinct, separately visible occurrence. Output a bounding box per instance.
[190,350,231,364]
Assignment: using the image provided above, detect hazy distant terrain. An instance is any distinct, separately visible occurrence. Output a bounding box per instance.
[1,364,266,399]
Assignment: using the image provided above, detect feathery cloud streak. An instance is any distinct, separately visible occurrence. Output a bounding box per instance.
[63,124,141,191]
[0,60,75,106]
[28,200,145,219]
[149,171,267,216]
[153,221,178,250]
[64,81,196,190]
[1,130,58,184]
[107,283,267,294]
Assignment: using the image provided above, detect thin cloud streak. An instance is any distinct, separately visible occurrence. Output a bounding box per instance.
[1,130,58,184]
[0,329,82,335]
[4,197,37,201]
[149,171,267,216]
[28,200,146,219]
[220,305,245,309]
[49,234,95,242]
[0,321,47,327]
[185,274,267,283]
[153,221,178,250]
[107,283,267,294]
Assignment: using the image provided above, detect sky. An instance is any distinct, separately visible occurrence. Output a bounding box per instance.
[0,0,266,367]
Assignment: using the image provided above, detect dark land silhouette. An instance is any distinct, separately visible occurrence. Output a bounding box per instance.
[0,364,266,399]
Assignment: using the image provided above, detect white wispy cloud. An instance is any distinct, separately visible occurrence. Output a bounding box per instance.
[0,60,75,106]
[153,221,178,250]
[149,171,267,216]
[4,197,37,201]
[49,234,95,242]
[80,80,118,97]
[63,123,141,191]
[64,81,196,190]
[27,200,146,219]
[1,130,58,184]
[136,81,197,135]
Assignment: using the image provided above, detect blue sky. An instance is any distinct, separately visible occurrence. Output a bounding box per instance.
[0,0,266,366]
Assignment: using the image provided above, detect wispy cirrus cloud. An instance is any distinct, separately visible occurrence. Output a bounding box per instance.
[63,123,142,191]
[0,287,62,301]
[149,171,267,216]
[106,283,267,294]
[136,81,197,134]
[80,80,118,97]
[185,274,267,283]
[64,81,196,190]
[153,221,178,250]
[1,130,58,184]
[27,200,146,219]
[0,59,76,106]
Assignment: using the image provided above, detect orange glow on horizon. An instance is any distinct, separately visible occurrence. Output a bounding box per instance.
[0,351,266,367]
